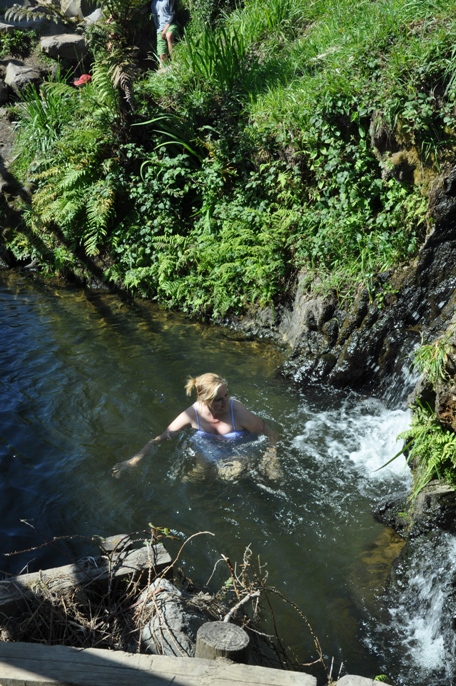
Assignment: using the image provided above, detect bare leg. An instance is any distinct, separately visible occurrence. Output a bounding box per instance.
[259,446,284,482]
[165,30,175,58]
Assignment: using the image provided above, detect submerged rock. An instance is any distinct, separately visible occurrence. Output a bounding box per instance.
[374,482,456,539]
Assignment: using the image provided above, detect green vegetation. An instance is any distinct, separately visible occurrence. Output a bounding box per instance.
[4,0,456,318]
[0,29,37,57]
[413,333,453,386]
[398,401,456,500]
[389,333,456,500]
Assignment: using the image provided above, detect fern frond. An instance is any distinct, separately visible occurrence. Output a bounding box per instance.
[107,59,137,108]
[57,166,90,191]
[41,81,76,100]
[6,3,74,25]
[82,182,115,255]
[91,62,118,108]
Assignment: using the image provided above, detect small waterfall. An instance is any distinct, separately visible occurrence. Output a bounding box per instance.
[348,358,456,686]
[367,532,456,685]
[291,382,456,685]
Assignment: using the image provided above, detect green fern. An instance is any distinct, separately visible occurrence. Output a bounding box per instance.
[5,3,74,27]
[397,402,456,500]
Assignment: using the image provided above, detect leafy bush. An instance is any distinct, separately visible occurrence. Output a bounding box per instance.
[0,29,37,57]
[6,0,456,318]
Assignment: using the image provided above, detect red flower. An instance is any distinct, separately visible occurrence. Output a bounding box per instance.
[74,74,92,87]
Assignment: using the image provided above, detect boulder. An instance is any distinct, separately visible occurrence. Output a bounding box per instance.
[374,482,456,538]
[40,33,87,61]
[83,7,103,24]
[0,7,70,36]
[4,62,41,92]
[61,0,97,19]
[0,0,29,12]
[61,0,83,19]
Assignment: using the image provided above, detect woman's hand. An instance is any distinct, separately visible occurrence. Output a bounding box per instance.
[112,456,141,478]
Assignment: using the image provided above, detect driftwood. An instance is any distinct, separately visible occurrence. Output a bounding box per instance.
[0,536,172,618]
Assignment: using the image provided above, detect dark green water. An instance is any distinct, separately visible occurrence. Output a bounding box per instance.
[3,269,446,685]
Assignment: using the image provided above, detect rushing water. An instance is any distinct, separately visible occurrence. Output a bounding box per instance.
[0,269,454,685]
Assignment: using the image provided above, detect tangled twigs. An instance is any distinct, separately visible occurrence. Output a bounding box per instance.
[1,531,329,680]
[3,520,95,558]
[223,590,261,623]
[264,586,327,672]
[210,546,328,678]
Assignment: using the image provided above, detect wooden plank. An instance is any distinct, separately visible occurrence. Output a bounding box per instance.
[0,543,172,617]
[0,642,317,686]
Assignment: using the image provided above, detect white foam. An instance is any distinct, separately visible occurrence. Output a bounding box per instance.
[292,399,412,483]
[347,407,411,477]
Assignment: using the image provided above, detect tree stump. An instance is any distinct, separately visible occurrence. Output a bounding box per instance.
[195,621,249,663]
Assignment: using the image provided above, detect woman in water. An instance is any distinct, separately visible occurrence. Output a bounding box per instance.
[112,373,278,478]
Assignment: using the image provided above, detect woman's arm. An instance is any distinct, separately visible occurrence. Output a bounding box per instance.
[234,400,282,479]
[234,400,279,443]
[112,407,195,478]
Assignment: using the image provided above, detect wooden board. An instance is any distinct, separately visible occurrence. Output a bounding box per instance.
[0,642,317,686]
[0,542,171,617]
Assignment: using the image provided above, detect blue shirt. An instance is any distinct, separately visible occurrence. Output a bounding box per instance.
[151,0,175,32]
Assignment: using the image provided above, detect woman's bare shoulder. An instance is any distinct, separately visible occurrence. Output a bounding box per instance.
[167,404,197,431]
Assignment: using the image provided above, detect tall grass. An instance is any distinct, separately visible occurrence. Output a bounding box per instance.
[180,25,250,93]
[13,75,75,173]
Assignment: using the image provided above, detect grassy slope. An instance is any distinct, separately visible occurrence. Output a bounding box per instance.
[4,0,456,318]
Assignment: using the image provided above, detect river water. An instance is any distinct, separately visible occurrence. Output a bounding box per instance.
[0,269,454,685]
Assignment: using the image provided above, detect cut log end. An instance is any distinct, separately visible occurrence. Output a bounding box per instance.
[195,621,250,663]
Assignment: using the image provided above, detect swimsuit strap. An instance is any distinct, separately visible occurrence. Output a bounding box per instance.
[230,398,237,431]
[194,403,201,431]
[195,399,240,433]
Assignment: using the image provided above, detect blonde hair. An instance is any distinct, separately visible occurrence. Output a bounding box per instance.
[185,373,227,405]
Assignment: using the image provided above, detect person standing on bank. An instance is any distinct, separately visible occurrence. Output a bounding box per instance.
[151,0,177,65]
[112,373,279,478]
